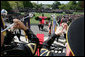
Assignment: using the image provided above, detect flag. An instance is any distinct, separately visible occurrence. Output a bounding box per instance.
[52,16,56,34]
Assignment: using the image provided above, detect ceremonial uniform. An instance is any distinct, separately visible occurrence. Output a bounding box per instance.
[25,29,60,56]
[38,14,47,30]
[2,27,60,56]
[66,16,84,56]
[1,16,6,36]
[2,29,39,56]
[1,16,7,48]
[40,34,60,56]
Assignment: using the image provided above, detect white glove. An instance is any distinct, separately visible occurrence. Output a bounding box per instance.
[55,26,63,35]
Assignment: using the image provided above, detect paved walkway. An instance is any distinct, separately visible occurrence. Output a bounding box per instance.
[30,24,49,37]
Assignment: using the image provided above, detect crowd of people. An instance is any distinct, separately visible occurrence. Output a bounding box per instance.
[1,9,84,56]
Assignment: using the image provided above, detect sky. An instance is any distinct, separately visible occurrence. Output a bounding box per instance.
[31,1,70,4]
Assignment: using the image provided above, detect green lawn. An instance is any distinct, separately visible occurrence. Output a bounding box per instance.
[30,13,64,24]
[73,12,84,15]
[27,12,84,24]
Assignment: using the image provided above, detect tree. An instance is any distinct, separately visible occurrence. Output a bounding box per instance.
[8,1,24,10]
[67,1,77,10]
[32,2,43,9]
[46,4,52,9]
[37,3,43,9]
[52,1,61,9]
[58,1,84,10]
[15,1,24,9]
[23,1,33,8]
[76,1,84,10]
[32,2,38,9]
[59,4,66,10]
[1,1,12,11]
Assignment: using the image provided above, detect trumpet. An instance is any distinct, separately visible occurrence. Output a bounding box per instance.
[1,23,15,33]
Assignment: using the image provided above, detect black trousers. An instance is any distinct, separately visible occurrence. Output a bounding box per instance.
[38,24,44,30]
